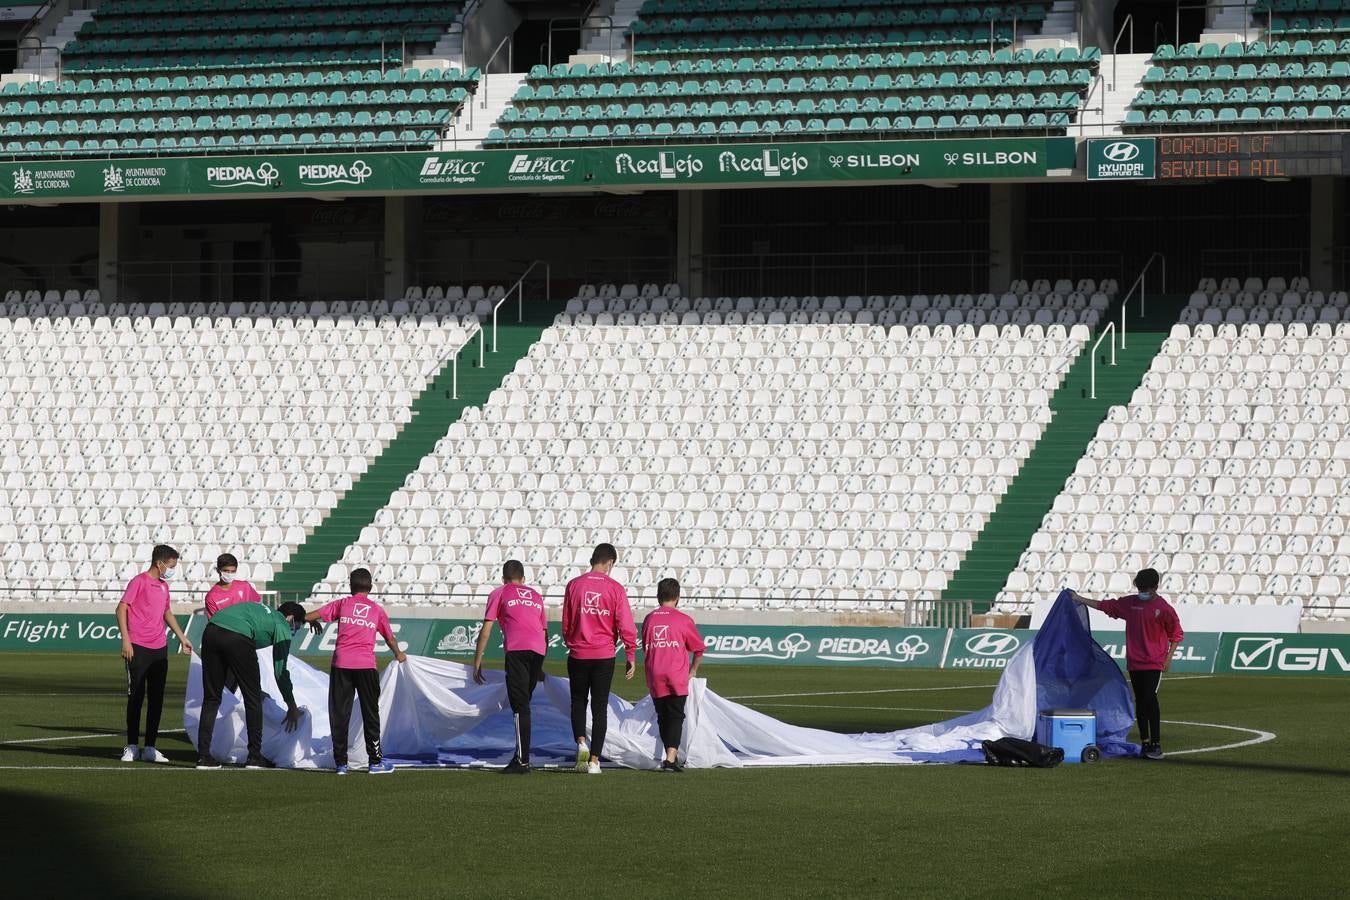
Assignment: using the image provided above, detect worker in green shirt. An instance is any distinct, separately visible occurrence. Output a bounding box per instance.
[196,601,307,770]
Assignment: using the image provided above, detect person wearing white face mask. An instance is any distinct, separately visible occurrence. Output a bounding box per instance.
[203,552,264,697]
[116,544,194,764]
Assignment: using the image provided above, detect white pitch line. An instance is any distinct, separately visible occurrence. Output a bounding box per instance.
[725,685,997,700]
[747,703,975,714]
[1,728,187,745]
[1161,720,1277,756]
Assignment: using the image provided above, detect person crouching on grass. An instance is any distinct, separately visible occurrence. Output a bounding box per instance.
[641,578,705,772]
[1071,568,1183,760]
[305,567,406,775]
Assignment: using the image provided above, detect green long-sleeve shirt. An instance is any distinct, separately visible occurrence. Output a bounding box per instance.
[209,603,297,708]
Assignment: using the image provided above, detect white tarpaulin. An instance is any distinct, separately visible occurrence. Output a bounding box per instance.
[183,592,1139,768]
[183,647,1036,768]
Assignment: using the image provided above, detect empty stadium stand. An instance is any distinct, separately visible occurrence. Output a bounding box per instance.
[309,282,1104,609]
[996,281,1350,619]
[0,293,478,597]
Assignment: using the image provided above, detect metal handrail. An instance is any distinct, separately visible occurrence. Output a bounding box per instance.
[547,14,618,65]
[16,0,59,49]
[1078,73,1104,136]
[492,259,549,352]
[445,0,483,71]
[986,12,1017,52]
[479,33,513,108]
[451,322,485,400]
[1090,321,1117,399]
[379,28,408,76]
[17,36,62,84]
[1121,251,1166,323]
[1111,14,1134,90]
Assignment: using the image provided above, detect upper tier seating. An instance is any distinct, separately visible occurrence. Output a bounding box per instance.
[0,66,473,157]
[1124,40,1350,130]
[630,0,1047,53]
[63,0,462,71]
[312,285,1090,608]
[1255,0,1350,38]
[0,295,478,596]
[1180,276,1349,327]
[487,46,1098,144]
[1,0,474,157]
[996,284,1350,620]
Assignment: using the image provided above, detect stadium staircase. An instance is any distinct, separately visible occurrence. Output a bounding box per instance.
[941,291,1190,610]
[268,311,558,602]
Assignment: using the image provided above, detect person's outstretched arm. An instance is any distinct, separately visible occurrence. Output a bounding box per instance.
[617,591,637,680]
[1070,590,1104,611]
[379,614,406,665]
[472,619,495,684]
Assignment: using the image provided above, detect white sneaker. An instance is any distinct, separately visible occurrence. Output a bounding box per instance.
[587,760,602,775]
[141,746,170,764]
[120,745,137,763]
[574,742,590,773]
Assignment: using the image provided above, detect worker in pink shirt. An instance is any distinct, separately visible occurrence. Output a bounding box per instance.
[641,578,705,773]
[562,542,636,774]
[304,568,406,775]
[203,552,262,697]
[203,552,262,620]
[1072,567,1184,760]
[116,544,193,765]
[473,559,548,774]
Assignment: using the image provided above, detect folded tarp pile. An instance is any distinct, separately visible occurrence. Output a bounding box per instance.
[183,590,1139,769]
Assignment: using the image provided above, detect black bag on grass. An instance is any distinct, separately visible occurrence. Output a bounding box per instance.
[981,737,1064,768]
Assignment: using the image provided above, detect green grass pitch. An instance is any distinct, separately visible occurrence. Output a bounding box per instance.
[1,653,1345,898]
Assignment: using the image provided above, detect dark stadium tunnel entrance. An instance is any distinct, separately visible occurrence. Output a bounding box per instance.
[1112,0,1206,51]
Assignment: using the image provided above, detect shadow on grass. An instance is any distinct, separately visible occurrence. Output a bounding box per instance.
[1167,757,1350,779]
[0,789,202,898]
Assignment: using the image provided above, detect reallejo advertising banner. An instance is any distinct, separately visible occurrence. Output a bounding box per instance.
[0,137,1073,203]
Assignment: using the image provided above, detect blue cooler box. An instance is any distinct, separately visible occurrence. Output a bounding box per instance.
[1036,709,1100,763]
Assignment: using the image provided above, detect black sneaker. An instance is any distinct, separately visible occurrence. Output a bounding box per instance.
[244,755,276,770]
[195,756,223,770]
[1143,742,1165,761]
[501,759,531,775]
[659,759,684,773]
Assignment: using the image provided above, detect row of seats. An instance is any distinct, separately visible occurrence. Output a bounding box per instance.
[525,47,1098,83]
[1127,40,1350,129]
[1180,282,1350,325]
[488,111,1070,144]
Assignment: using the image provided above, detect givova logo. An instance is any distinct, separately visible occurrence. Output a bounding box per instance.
[1230,637,1350,673]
